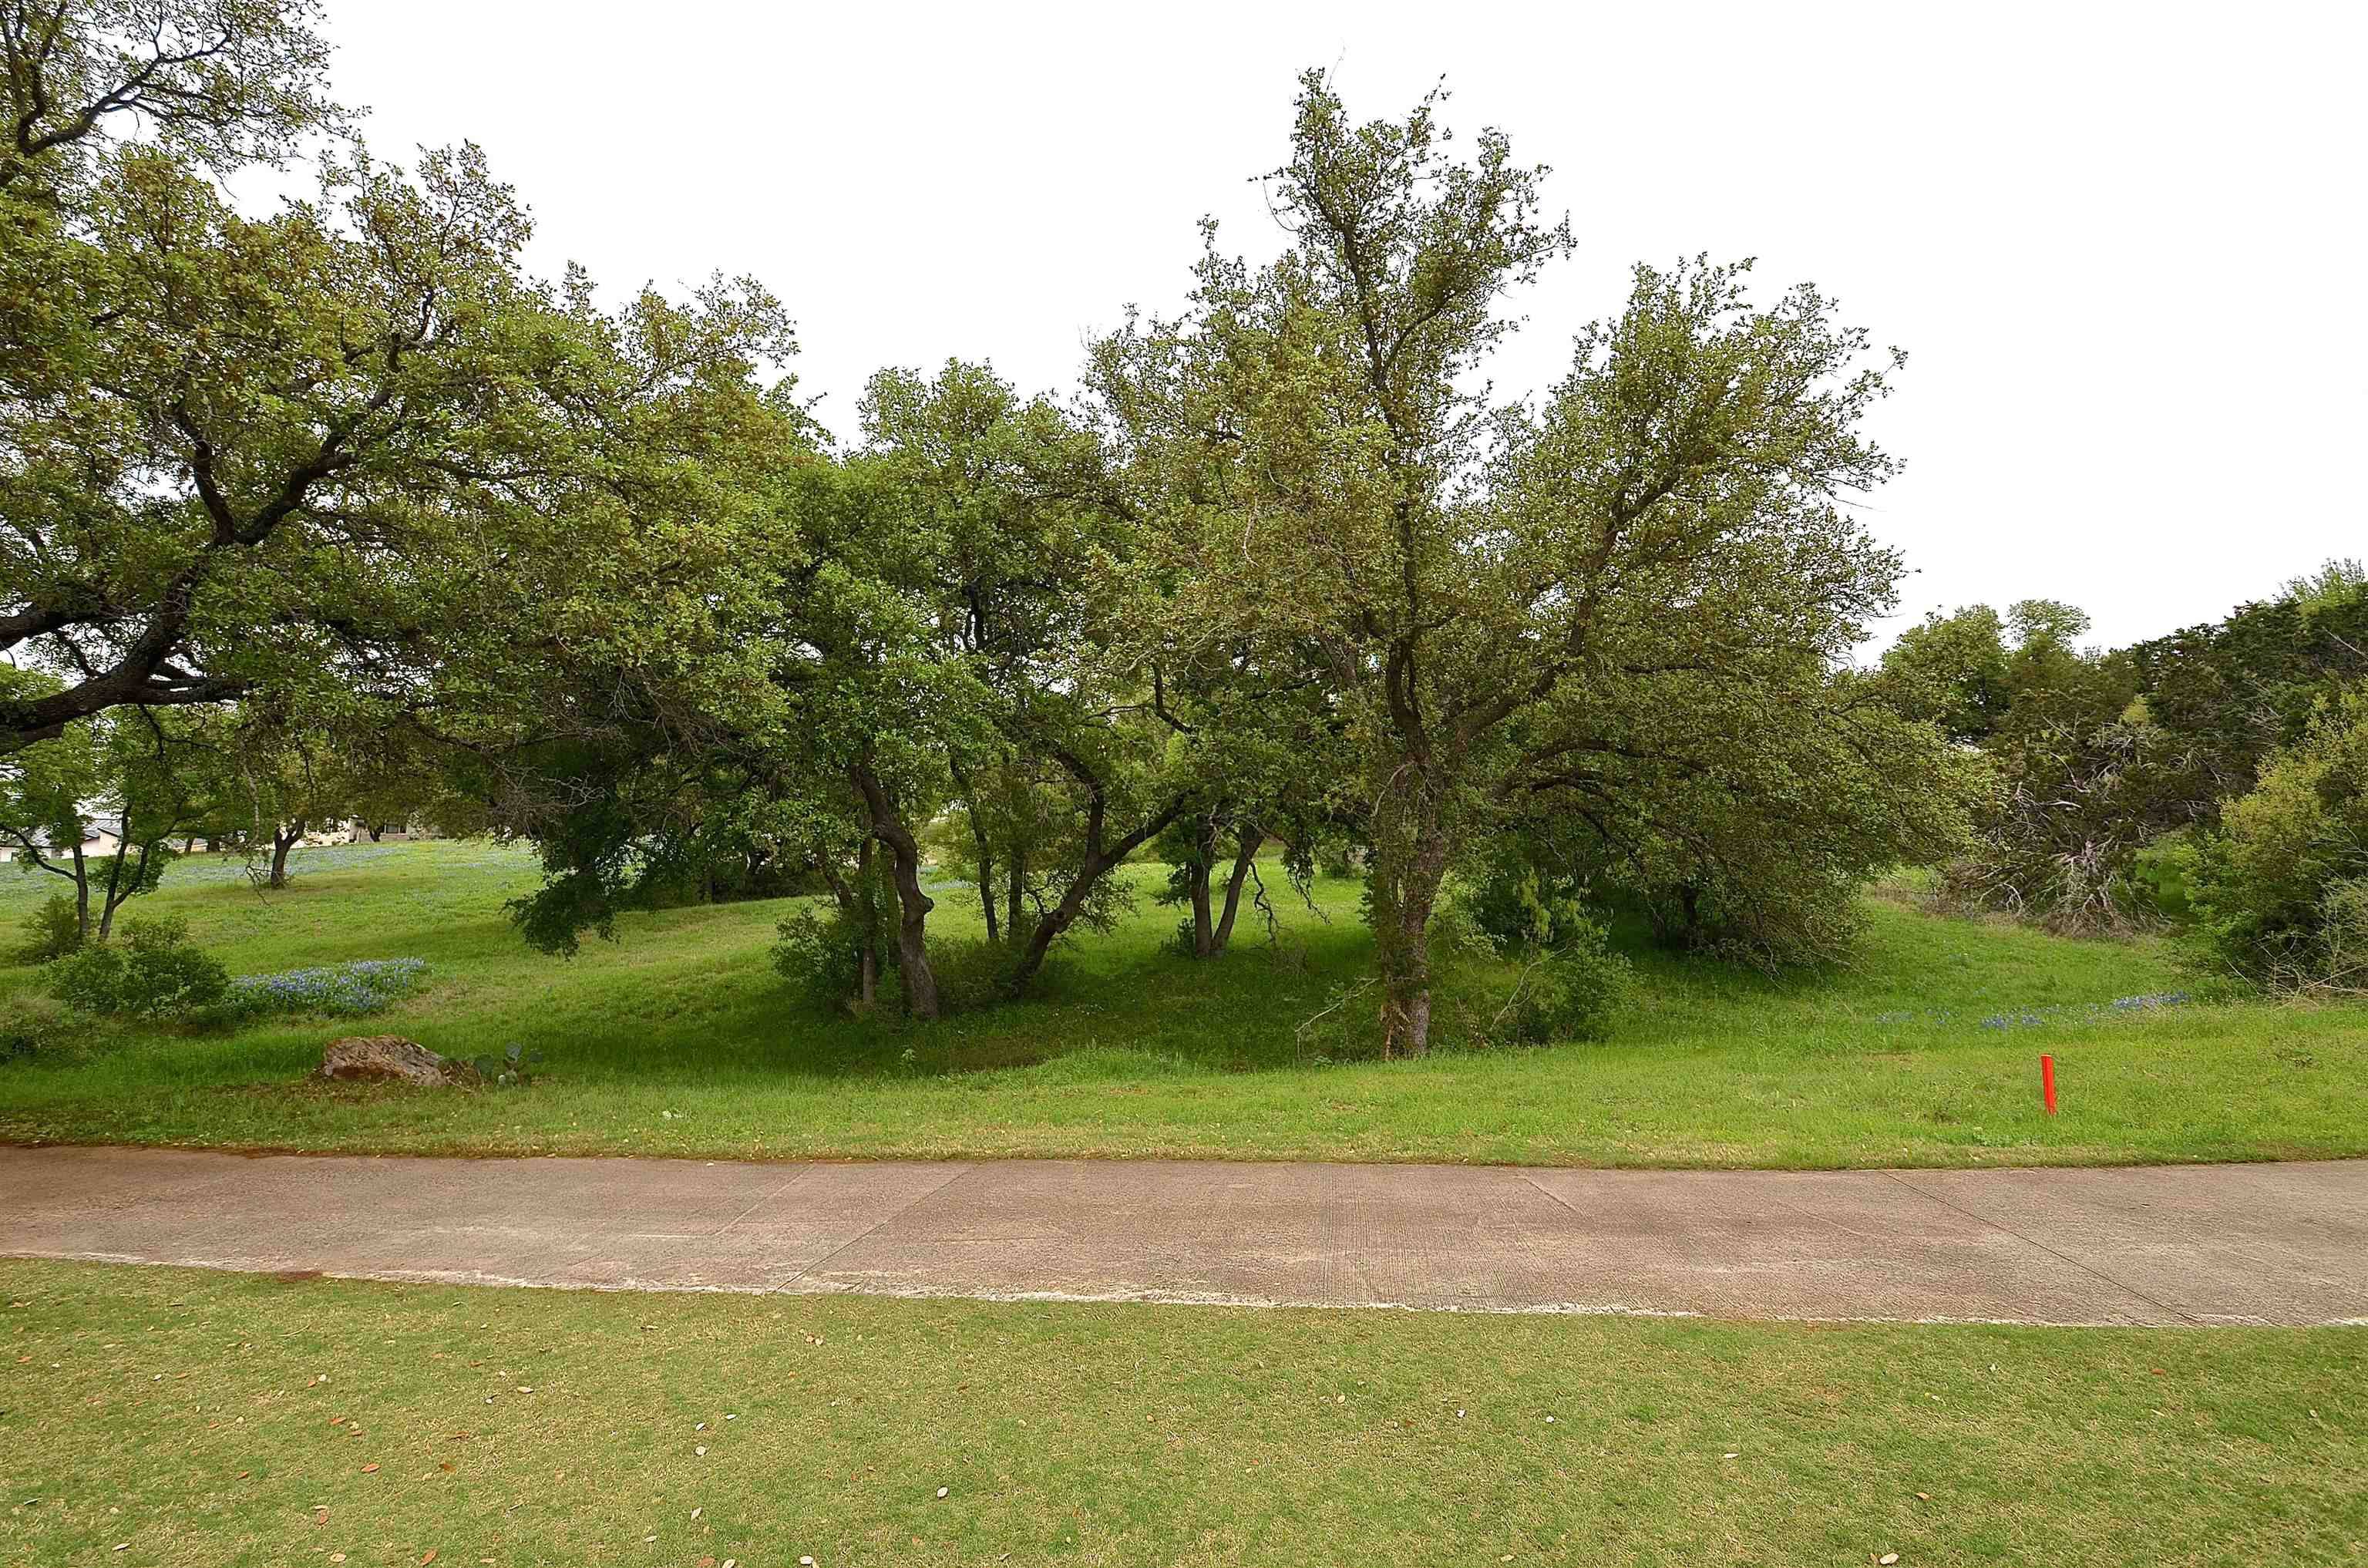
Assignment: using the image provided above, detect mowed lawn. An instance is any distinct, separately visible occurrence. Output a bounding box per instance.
[0,840,2363,1169]
[0,1260,2357,1568]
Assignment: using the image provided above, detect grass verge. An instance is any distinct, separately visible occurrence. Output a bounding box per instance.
[1,1259,2360,1566]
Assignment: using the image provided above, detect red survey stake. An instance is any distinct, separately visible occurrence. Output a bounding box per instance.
[2040,1053,2058,1115]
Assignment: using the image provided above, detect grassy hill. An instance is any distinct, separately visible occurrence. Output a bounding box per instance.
[1,840,2361,1168]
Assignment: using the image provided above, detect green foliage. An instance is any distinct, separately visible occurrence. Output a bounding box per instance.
[1916,564,2368,935]
[1940,719,2196,934]
[1458,851,1596,954]
[2131,831,2198,919]
[772,903,891,1012]
[11,893,83,966]
[2181,685,2368,994]
[1877,605,2013,744]
[926,934,1061,1014]
[0,994,77,1062]
[1421,883,1502,964]
[1495,930,1633,1045]
[1093,75,1966,1052]
[45,915,229,1019]
[470,1042,543,1088]
[0,840,2361,1169]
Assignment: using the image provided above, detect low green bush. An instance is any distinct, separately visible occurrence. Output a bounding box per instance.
[0,994,76,1062]
[1459,856,1596,953]
[772,904,890,1011]
[1494,923,1632,1044]
[46,915,230,1020]
[10,893,82,966]
[2181,684,2368,994]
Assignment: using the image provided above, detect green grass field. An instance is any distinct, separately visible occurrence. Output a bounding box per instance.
[2,1259,2360,1567]
[1,840,2363,1168]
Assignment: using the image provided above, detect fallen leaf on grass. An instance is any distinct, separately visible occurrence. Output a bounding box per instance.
[1879,1556,1900,1565]
[439,1462,454,1473]
[422,1553,438,1565]
[361,1464,379,1474]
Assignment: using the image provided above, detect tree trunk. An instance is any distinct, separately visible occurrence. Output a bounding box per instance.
[1013,853,1101,988]
[855,838,880,1005]
[817,843,881,1008]
[1211,833,1260,953]
[1007,796,1191,994]
[947,757,999,943]
[850,765,939,1021]
[96,841,129,941]
[368,824,385,843]
[1188,819,1217,958]
[1371,816,1451,1058]
[1006,847,1024,943]
[69,841,91,941]
[268,821,302,890]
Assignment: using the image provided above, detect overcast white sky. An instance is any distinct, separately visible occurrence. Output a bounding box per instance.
[313,0,2363,651]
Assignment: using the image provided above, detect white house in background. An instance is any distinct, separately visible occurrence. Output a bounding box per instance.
[301,819,424,846]
[0,816,124,865]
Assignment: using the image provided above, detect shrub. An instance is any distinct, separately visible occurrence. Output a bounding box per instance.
[1423,885,1502,962]
[1494,921,1632,1045]
[1458,856,1595,953]
[772,904,891,1011]
[223,958,429,1019]
[46,916,230,1019]
[0,994,75,1061]
[2182,685,2368,994]
[919,934,1009,1011]
[471,1041,543,1087]
[1940,719,2191,934]
[10,893,82,966]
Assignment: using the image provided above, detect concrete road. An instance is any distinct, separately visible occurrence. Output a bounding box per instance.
[2,1146,2363,1325]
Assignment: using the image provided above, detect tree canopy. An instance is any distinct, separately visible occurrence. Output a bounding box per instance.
[8,8,2022,1041]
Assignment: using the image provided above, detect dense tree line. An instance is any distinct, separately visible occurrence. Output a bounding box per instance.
[1879,562,2368,991]
[6,2,1993,1048]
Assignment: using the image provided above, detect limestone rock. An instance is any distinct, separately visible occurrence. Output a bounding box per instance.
[317,1035,468,1086]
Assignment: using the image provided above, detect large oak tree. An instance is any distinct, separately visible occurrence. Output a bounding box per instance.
[1096,75,1971,1052]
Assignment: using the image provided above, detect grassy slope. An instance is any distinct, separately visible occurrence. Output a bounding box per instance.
[2,1260,2360,1567]
[0,840,2363,1168]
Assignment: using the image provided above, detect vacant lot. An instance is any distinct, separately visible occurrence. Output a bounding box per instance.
[2,842,2363,1167]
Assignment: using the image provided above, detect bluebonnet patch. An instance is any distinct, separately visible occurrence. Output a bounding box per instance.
[227,958,429,1018]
